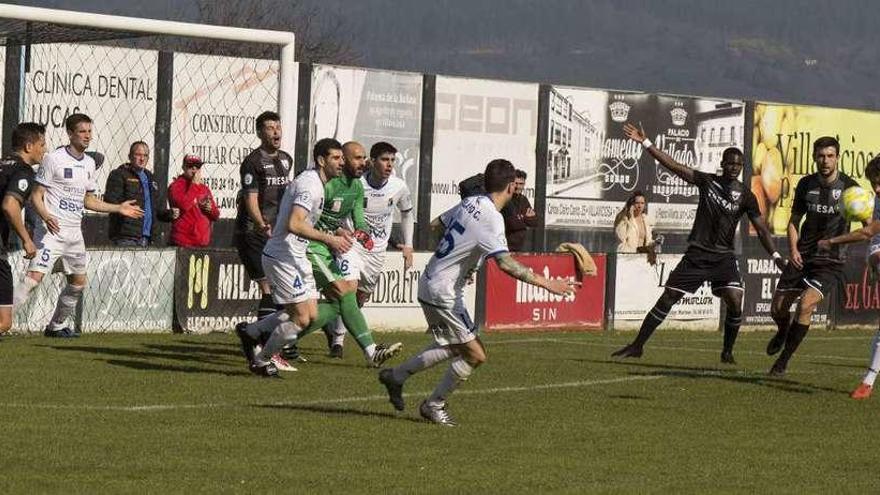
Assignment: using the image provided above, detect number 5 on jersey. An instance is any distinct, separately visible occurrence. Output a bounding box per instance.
[435,221,466,259]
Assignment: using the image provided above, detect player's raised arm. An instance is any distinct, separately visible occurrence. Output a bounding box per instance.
[818,220,880,251]
[287,204,352,254]
[494,252,578,295]
[623,123,695,184]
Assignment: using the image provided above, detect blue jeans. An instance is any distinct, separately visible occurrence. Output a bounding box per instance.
[113,237,150,247]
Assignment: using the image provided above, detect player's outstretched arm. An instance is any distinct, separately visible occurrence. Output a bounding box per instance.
[622,123,695,184]
[84,193,144,219]
[287,204,352,254]
[495,252,579,296]
[400,208,414,269]
[2,195,35,259]
[818,220,880,252]
[28,184,60,235]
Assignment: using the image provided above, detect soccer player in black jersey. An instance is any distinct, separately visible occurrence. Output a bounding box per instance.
[0,123,45,333]
[612,123,784,363]
[233,111,299,370]
[766,136,860,376]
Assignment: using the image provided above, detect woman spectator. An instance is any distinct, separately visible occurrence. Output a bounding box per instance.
[614,191,656,261]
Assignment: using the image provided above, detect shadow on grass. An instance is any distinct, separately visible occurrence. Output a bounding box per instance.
[805,361,864,371]
[104,358,251,377]
[258,403,425,424]
[574,358,844,395]
[607,394,653,400]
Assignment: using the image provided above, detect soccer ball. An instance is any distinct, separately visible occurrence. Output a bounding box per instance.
[842,186,874,222]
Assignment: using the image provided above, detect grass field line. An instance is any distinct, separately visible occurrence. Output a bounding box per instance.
[496,337,867,362]
[0,375,665,413]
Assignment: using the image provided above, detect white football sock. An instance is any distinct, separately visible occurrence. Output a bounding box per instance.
[245,310,288,339]
[254,321,300,366]
[391,344,455,383]
[13,276,39,306]
[862,330,880,386]
[47,284,84,331]
[426,357,474,408]
[332,316,346,346]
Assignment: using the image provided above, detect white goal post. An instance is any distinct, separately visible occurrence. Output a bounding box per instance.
[0,3,297,151]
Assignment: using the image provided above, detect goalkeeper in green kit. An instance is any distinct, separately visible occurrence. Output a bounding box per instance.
[283,140,402,366]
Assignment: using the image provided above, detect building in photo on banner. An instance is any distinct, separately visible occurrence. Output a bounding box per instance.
[547,88,602,191]
[694,102,744,171]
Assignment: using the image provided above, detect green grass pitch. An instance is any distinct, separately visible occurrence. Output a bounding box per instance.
[1,329,878,493]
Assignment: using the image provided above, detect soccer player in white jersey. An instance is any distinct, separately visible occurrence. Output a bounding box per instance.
[13,114,143,338]
[326,141,415,358]
[235,138,353,376]
[379,159,578,426]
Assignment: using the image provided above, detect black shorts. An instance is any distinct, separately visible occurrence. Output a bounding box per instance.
[234,233,268,281]
[775,261,843,299]
[0,258,11,306]
[665,247,743,295]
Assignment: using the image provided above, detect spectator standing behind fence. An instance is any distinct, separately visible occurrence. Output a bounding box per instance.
[500,169,537,251]
[168,155,219,247]
[614,191,656,258]
[104,141,178,247]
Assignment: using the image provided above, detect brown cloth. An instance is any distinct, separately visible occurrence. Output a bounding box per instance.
[556,242,598,278]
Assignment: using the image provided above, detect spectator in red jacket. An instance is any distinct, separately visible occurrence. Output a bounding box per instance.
[168,154,219,247]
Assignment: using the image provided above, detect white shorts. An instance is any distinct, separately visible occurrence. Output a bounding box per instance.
[262,253,317,305]
[419,298,476,347]
[337,244,365,282]
[355,251,386,294]
[29,228,88,275]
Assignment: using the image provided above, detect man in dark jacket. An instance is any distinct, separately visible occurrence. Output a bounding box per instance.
[104,141,177,247]
[500,169,537,251]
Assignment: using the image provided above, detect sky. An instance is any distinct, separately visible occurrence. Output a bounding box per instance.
[8,0,880,111]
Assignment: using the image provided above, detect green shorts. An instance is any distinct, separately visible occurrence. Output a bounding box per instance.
[306,241,343,290]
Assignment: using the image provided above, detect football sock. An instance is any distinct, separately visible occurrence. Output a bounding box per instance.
[296,301,340,339]
[257,293,276,320]
[47,284,84,331]
[862,329,880,386]
[332,316,346,346]
[391,344,454,384]
[632,298,674,347]
[777,322,810,365]
[426,357,474,408]
[339,291,373,351]
[255,321,301,366]
[245,310,288,339]
[772,313,791,339]
[722,306,743,354]
[13,276,39,306]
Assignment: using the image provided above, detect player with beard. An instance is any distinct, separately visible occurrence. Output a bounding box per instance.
[766,136,860,376]
[612,123,783,363]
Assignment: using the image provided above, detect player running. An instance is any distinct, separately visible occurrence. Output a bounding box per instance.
[766,136,860,376]
[234,111,300,371]
[816,155,880,398]
[324,141,415,358]
[13,114,143,337]
[611,123,783,363]
[289,140,402,366]
[378,159,577,426]
[0,123,45,333]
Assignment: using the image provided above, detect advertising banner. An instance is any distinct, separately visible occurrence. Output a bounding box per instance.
[750,102,878,236]
[484,253,605,331]
[171,54,292,218]
[431,76,538,219]
[361,251,476,331]
[81,249,175,332]
[545,86,744,230]
[309,65,422,218]
[174,248,262,334]
[614,253,720,328]
[23,44,158,196]
[739,251,829,327]
[836,243,879,327]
